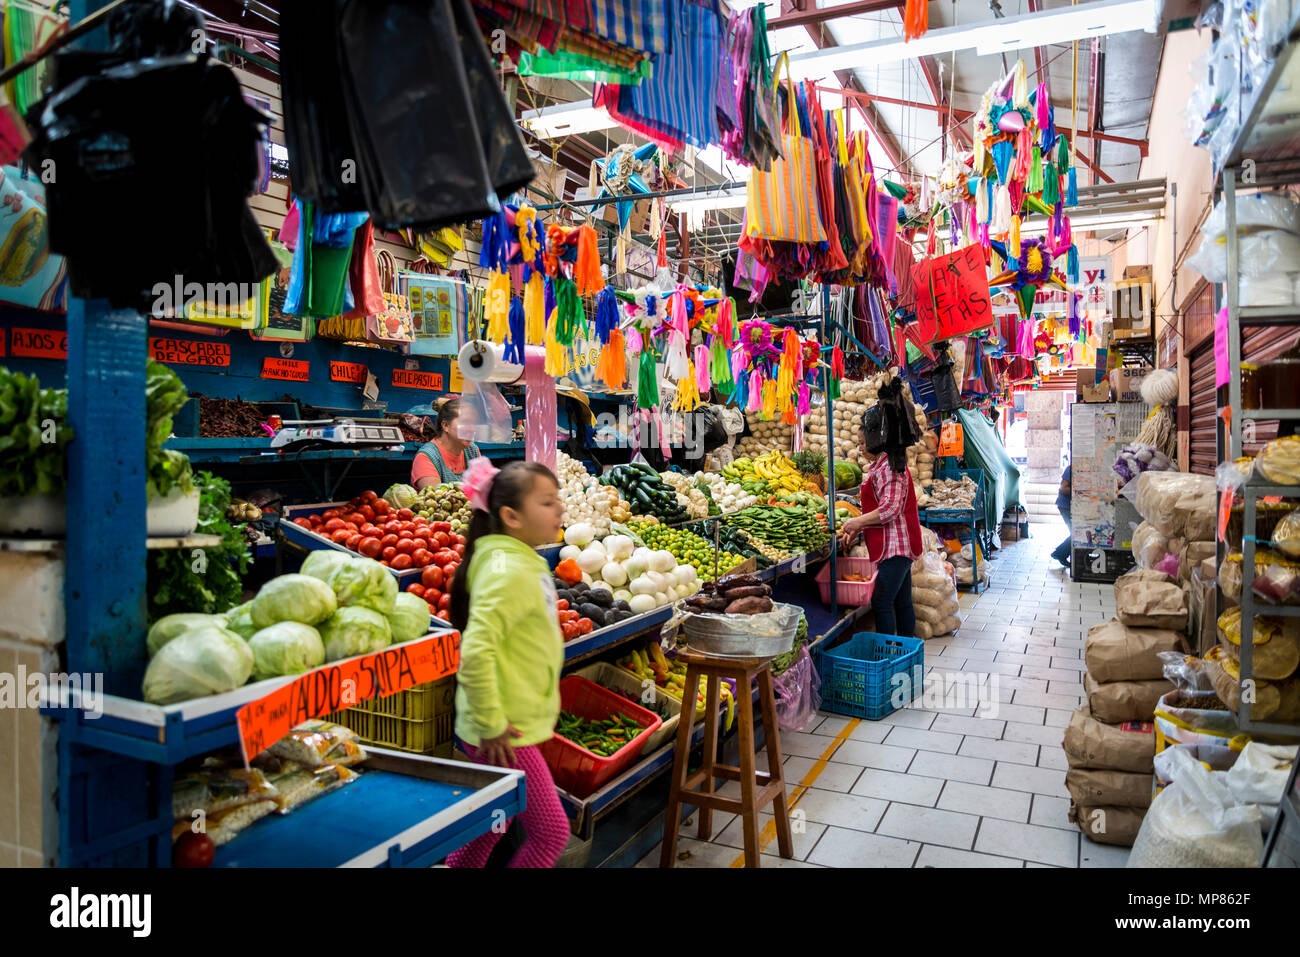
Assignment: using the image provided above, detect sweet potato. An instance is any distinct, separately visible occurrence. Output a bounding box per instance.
[717,574,761,590]
[725,596,774,615]
[720,584,771,600]
[687,595,730,613]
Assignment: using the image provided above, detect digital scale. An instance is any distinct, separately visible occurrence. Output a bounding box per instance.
[269,419,406,450]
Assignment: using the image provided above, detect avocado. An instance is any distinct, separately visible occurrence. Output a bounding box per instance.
[578,602,605,624]
[587,589,613,608]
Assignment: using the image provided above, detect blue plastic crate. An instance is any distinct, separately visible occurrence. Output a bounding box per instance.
[817,633,924,720]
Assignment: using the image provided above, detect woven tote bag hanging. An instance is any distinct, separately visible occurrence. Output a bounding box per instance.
[744,54,827,245]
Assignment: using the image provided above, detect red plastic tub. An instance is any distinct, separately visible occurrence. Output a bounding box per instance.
[815,556,877,607]
[539,676,663,798]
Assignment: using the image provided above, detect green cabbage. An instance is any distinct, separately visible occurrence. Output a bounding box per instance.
[142,626,253,704]
[304,554,397,614]
[384,483,418,509]
[386,591,432,644]
[300,549,353,581]
[146,613,229,658]
[248,622,325,680]
[250,574,338,629]
[223,601,257,640]
[319,606,392,662]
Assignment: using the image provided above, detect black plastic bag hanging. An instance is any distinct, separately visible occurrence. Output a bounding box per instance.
[278,0,366,214]
[928,340,963,412]
[27,53,277,308]
[331,0,528,230]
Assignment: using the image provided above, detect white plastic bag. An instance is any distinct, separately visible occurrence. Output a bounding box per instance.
[1128,746,1264,868]
[1184,230,1300,284]
[1224,741,1297,807]
[1200,192,1300,241]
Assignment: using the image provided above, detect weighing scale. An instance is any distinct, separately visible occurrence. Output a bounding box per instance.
[269,419,406,450]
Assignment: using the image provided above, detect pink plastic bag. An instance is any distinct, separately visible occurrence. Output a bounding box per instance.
[772,646,821,733]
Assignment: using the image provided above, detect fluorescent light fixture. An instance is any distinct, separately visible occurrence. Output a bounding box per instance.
[788,0,1160,78]
[520,101,613,139]
[668,189,748,217]
[1020,209,1161,235]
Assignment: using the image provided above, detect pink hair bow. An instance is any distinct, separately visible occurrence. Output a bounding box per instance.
[461,456,500,512]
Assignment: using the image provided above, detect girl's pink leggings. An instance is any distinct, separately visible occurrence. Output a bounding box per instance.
[445,743,570,869]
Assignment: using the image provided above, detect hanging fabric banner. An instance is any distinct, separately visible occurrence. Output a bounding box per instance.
[525,345,556,473]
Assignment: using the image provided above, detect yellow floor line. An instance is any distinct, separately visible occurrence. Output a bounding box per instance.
[727,718,861,868]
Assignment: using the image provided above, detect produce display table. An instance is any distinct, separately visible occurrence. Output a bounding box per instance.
[215,749,525,868]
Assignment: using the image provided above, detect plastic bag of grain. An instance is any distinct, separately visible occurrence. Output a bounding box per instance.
[1128,746,1263,867]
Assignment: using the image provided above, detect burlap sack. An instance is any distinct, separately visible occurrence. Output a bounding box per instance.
[1066,767,1153,808]
[1084,619,1186,682]
[1069,802,1147,847]
[1084,673,1173,724]
[1114,569,1189,630]
[1179,541,1216,583]
[1063,705,1155,772]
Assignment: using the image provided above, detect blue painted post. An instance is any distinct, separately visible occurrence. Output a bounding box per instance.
[822,284,837,620]
[60,0,152,866]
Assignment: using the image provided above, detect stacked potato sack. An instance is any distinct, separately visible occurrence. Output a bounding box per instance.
[909,550,961,640]
[734,411,795,459]
[1065,569,1185,847]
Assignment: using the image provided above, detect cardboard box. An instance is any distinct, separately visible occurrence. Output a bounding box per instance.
[1077,369,1112,402]
[1122,264,1153,281]
[1112,280,1153,339]
[1109,367,1149,403]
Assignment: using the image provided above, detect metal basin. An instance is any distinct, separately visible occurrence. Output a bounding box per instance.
[680,600,802,658]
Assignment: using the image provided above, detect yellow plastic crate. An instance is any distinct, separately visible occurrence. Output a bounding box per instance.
[352,676,456,720]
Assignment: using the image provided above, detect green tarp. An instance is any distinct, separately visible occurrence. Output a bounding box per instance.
[955,408,1023,531]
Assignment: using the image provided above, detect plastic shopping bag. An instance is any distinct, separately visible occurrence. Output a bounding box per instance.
[772,646,821,733]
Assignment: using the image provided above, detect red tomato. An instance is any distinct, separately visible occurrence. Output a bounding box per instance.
[331,528,353,544]
[432,521,452,534]
[381,560,391,567]
[308,514,324,527]
[412,548,433,567]
[424,587,442,606]
[350,497,363,508]
[172,832,215,868]
[346,513,366,527]
[576,618,593,635]
[561,621,579,641]
[407,583,426,598]
[392,553,413,570]
[362,490,378,502]
[382,546,398,561]
[397,508,414,521]
[556,598,569,610]
[380,534,399,549]
[558,609,579,624]
[359,505,376,522]
[323,518,346,533]
[442,562,459,580]
[383,520,403,534]
[395,539,417,555]
[453,544,465,558]
[437,593,450,612]
[411,537,429,552]
[431,531,451,549]
[359,524,382,538]
[422,565,444,589]
[450,533,465,546]
[322,509,341,521]
[372,499,389,514]
[359,537,383,559]
[293,517,312,529]
[432,549,456,566]
[345,533,364,551]
[397,530,414,541]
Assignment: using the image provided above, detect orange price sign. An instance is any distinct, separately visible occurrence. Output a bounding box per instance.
[330,361,368,383]
[391,368,443,390]
[261,357,310,381]
[10,327,66,359]
[149,338,231,367]
[235,630,461,762]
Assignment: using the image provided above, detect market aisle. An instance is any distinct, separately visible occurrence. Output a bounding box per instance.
[637,530,1131,869]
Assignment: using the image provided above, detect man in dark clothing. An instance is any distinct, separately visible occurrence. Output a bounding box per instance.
[1051,464,1072,567]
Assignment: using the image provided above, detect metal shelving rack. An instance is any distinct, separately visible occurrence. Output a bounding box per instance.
[1217,2,1300,742]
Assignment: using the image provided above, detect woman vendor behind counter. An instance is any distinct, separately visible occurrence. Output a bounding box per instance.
[412,398,481,488]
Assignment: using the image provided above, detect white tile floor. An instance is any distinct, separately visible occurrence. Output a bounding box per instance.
[637,522,1133,868]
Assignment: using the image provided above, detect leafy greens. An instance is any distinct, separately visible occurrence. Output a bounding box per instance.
[0,367,73,497]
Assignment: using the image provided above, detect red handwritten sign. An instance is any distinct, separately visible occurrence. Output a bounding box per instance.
[0,329,5,357]
[150,338,231,367]
[910,245,995,344]
[392,368,443,390]
[236,630,461,761]
[9,327,66,359]
[330,361,368,383]
[261,357,310,381]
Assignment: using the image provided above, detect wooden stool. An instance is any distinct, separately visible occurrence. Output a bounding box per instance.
[660,651,793,868]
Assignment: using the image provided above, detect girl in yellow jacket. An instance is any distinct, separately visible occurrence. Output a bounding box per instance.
[446,458,569,868]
